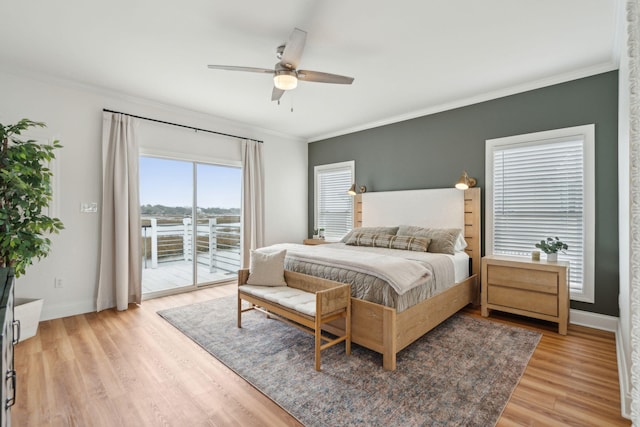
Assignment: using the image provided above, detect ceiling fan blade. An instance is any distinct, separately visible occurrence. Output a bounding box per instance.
[207,65,274,74]
[280,28,307,69]
[271,86,285,102]
[297,70,354,85]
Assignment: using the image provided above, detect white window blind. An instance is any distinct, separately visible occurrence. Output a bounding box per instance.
[314,161,354,240]
[486,125,595,302]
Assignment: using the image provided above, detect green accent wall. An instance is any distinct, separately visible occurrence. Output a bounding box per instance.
[308,71,619,316]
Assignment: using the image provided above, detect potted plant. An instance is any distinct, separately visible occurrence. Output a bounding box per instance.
[535,237,568,262]
[0,119,64,341]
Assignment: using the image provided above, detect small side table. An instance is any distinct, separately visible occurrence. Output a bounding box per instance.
[481,254,570,335]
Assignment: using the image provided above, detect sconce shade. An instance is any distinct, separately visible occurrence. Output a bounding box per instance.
[347,183,367,195]
[455,171,477,190]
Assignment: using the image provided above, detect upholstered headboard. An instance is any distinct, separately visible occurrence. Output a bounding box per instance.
[361,188,464,229]
[353,188,481,276]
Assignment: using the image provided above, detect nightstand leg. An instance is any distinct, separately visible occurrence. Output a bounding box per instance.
[558,321,567,335]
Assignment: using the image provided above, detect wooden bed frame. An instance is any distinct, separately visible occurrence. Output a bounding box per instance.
[324,187,481,370]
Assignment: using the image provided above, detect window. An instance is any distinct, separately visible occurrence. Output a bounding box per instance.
[314,161,355,240]
[486,125,595,302]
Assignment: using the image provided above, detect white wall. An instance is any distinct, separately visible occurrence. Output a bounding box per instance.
[0,69,308,321]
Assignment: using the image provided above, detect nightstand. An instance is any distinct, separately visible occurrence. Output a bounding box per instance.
[303,239,332,245]
[481,254,570,335]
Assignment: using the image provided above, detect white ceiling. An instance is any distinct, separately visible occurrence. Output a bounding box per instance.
[0,0,620,141]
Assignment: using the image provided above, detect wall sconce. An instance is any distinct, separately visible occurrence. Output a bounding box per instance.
[347,183,367,195]
[454,171,477,190]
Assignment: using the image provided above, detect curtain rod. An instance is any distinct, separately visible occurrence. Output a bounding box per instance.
[102,108,263,143]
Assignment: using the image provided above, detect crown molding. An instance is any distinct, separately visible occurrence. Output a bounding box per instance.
[0,64,305,144]
[307,62,619,143]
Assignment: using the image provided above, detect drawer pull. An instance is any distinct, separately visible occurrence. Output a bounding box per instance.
[12,319,20,345]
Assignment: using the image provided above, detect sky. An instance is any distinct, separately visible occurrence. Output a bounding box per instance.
[139,156,241,209]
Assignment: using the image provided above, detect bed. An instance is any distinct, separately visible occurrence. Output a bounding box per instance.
[262,187,481,370]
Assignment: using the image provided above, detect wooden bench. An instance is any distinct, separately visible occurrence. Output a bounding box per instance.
[237,268,351,371]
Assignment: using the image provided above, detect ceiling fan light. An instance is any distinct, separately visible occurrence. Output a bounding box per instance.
[274,72,298,90]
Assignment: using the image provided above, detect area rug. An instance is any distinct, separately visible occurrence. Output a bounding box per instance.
[158,297,540,427]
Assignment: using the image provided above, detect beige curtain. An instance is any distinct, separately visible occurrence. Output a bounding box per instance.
[96,112,142,311]
[241,140,265,268]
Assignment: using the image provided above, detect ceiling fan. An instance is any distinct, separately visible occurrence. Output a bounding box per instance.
[207,28,354,102]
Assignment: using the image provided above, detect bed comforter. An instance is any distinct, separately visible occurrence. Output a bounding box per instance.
[257,243,457,313]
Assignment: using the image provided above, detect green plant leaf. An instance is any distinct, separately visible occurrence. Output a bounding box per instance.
[0,119,64,276]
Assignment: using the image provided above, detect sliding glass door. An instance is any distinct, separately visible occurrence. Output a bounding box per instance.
[140,156,241,297]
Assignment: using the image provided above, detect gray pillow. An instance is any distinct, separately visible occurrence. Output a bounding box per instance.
[397,225,462,255]
[340,226,399,243]
[397,225,427,236]
[346,232,430,252]
[246,249,288,286]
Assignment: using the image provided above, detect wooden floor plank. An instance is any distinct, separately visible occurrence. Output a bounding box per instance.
[12,284,630,426]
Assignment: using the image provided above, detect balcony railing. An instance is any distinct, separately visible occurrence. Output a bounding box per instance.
[141,216,240,275]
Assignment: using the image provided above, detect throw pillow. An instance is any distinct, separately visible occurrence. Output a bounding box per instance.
[345,233,430,252]
[246,249,287,286]
[340,226,399,243]
[396,225,462,255]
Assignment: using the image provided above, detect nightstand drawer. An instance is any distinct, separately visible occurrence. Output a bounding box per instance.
[487,265,558,294]
[488,285,558,316]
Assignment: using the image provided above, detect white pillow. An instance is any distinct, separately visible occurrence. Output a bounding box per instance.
[455,233,468,252]
[246,249,287,286]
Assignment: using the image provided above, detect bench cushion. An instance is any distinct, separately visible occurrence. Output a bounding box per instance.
[239,285,316,316]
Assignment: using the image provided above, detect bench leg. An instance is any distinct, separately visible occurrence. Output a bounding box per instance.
[315,317,321,371]
[345,306,351,356]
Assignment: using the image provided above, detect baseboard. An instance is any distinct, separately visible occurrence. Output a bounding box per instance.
[569,308,618,332]
[616,320,632,419]
[41,300,96,321]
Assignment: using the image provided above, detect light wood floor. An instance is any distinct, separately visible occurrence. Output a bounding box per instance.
[14,284,630,427]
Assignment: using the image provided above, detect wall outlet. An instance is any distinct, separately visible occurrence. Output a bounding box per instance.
[54,277,63,288]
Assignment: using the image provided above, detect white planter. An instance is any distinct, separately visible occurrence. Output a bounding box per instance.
[14,298,43,342]
[546,253,558,262]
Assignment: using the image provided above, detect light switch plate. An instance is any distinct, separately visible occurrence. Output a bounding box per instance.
[80,202,98,213]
